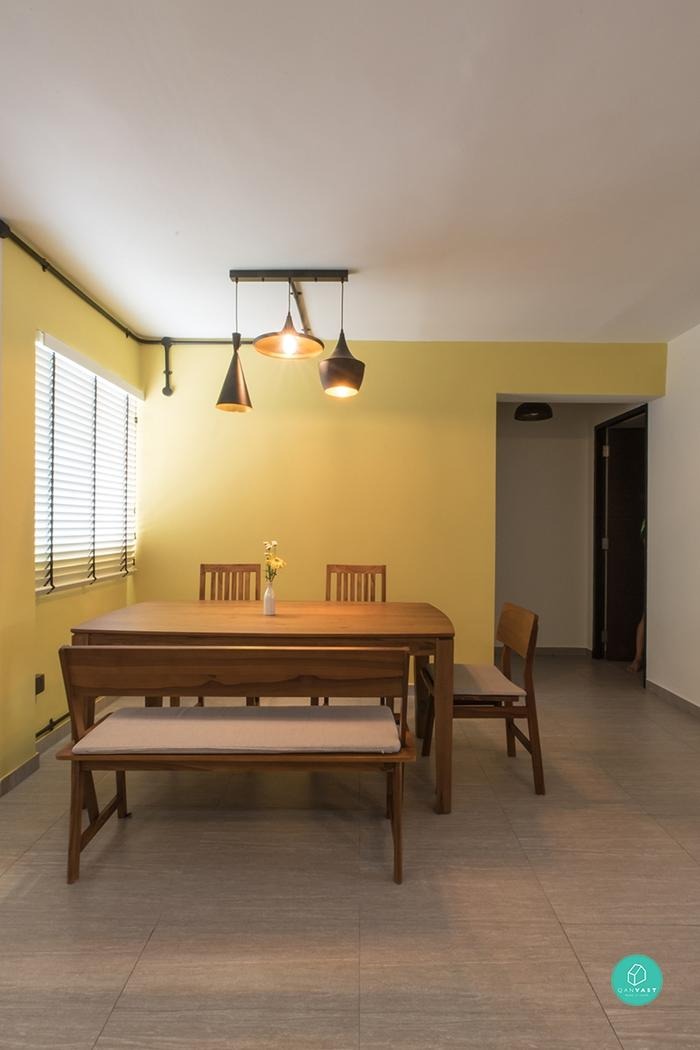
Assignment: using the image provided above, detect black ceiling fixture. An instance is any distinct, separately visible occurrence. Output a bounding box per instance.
[514,402,553,422]
[319,280,365,398]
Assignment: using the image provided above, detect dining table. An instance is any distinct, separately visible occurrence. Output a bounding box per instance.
[71,600,455,813]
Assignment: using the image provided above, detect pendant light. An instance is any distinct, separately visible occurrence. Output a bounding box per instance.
[216,280,252,412]
[319,282,365,398]
[253,280,324,359]
[514,402,553,421]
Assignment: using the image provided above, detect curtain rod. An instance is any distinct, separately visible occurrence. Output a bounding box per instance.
[0,218,239,348]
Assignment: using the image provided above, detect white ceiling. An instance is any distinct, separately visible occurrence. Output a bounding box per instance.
[2,0,700,343]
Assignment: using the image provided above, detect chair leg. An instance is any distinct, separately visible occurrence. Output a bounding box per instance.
[527,709,546,795]
[68,762,84,884]
[505,716,516,757]
[82,770,99,822]
[385,770,393,819]
[246,697,260,707]
[390,766,403,884]
[170,696,181,708]
[310,697,320,706]
[116,770,132,819]
[196,696,205,707]
[421,698,435,758]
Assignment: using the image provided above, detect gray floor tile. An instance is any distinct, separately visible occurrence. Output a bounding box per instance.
[1,656,699,1049]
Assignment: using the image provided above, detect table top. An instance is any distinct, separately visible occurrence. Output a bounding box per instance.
[72,600,454,639]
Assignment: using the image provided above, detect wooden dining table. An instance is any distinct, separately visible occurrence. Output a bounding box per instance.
[71,600,455,813]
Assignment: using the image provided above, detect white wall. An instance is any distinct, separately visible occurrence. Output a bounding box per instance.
[496,402,630,648]
[648,325,700,707]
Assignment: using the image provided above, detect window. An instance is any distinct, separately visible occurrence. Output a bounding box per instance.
[35,336,138,594]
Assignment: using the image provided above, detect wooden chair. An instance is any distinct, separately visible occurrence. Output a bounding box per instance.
[57,645,414,884]
[312,564,387,707]
[421,603,544,794]
[170,563,262,708]
[326,563,386,603]
[199,563,261,602]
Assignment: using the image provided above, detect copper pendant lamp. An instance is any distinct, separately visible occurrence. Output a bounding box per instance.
[253,280,324,359]
[319,282,365,398]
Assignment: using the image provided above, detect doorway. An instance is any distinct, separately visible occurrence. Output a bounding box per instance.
[592,405,647,662]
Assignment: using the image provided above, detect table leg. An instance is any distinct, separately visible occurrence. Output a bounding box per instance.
[413,654,429,738]
[433,636,453,814]
[145,696,163,708]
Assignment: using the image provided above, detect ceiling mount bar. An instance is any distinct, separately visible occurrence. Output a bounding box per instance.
[228,269,349,283]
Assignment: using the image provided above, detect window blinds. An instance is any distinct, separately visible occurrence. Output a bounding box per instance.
[35,342,138,594]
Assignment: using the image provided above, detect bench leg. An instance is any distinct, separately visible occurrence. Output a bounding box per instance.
[68,762,84,884]
[390,766,403,884]
[116,771,131,818]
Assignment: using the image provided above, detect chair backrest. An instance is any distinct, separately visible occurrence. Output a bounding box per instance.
[59,645,411,745]
[199,563,261,601]
[326,564,386,603]
[496,602,538,689]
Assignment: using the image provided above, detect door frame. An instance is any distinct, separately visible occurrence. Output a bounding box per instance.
[592,404,648,661]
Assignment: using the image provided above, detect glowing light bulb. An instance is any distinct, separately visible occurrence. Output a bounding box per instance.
[326,385,357,398]
[282,332,298,356]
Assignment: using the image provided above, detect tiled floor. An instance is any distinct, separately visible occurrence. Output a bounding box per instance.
[1,657,700,1049]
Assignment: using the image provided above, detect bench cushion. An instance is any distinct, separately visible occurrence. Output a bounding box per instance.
[72,705,402,755]
[425,662,526,698]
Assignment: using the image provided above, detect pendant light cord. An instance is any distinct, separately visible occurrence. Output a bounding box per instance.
[340,280,345,331]
[234,277,239,333]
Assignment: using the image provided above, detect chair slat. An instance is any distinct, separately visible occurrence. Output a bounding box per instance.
[326,564,386,604]
[199,564,261,603]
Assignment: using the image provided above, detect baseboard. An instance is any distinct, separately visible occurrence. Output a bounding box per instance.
[495,645,591,658]
[646,679,700,717]
[0,752,40,796]
[537,646,592,656]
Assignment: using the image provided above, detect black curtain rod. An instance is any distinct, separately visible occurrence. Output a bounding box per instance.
[0,218,237,348]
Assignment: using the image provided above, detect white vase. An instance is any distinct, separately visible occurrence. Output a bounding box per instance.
[263,582,276,615]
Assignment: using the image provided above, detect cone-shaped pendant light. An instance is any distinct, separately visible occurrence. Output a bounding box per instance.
[216,332,252,412]
[319,283,365,397]
[253,280,324,359]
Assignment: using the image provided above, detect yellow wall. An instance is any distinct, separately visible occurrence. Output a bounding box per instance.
[0,240,141,783]
[0,232,668,786]
[135,339,666,664]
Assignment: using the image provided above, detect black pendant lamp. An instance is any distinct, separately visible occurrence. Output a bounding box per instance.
[514,402,553,421]
[254,280,324,359]
[216,280,252,412]
[319,283,365,398]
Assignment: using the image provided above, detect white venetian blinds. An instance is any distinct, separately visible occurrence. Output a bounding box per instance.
[34,340,138,594]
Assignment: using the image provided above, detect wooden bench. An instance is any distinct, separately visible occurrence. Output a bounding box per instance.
[57,645,415,884]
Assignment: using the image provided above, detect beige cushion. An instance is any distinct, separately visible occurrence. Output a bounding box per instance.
[72,705,401,755]
[425,662,525,698]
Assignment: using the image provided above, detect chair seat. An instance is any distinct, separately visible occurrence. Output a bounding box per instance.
[72,705,402,755]
[425,662,526,699]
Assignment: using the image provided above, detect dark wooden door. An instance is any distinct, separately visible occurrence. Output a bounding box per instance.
[605,427,646,660]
